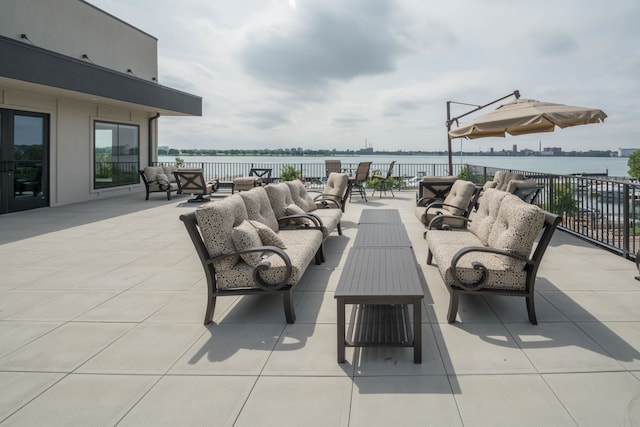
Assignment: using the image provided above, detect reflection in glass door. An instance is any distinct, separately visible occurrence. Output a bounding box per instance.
[0,109,49,213]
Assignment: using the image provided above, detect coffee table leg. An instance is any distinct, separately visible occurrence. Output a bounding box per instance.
[413,298,422,363]
[337,298,346,363]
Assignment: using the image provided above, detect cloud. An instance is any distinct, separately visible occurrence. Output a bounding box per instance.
[237,108,292,130]
[532,31,580,57]
[240,0,407,96]
[333,113,369,127]
[87,0,640,152]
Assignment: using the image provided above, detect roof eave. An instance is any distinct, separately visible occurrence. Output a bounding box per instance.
[0,35,202,116]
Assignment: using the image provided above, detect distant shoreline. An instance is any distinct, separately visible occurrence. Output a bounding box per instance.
[159,154,630,177]
[161,151,623,158]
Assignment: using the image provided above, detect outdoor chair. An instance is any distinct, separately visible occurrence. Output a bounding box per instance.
[347,161,371,202]
[417,179,479,229]
[506,179,543,204]
[370,161,396,198]
[139,166,180,200]
[415,176,457,207]
[313,172,351,212]
[173,169,219,202]
[325,160,342,177]
[232,168,272,194]
[483,170,525,192]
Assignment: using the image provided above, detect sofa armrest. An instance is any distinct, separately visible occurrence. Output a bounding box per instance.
[313,195,343,210]
[450,246,532,291]
[416,196,439,207]
[278,212,323,229]
[428,214,471,230]
[424,201,471,216]
[208,246,292,291]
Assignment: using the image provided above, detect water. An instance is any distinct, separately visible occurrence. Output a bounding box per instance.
[159,154,631,178]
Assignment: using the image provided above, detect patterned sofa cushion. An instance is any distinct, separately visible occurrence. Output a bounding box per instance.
[285,180,317,212]
[468,189,509,245]
[215,244,315,289]
[195,195,249,271]
[425,228,483,249]
[239,187,280,233]
[249,220,286,249]
[430,244,527,290]
[487,194,545,269]
[493,171,525,191]
[265,183,295,220]
[231,220,264,266]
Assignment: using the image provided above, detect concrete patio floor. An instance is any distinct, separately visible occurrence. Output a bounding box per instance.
[1,190,640,426]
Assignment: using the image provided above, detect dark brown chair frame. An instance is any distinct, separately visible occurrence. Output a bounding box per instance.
[173,170,219,202]
[416,178,457,207]
[370,161,396,198]
[325,160,342,177]
[139,169,176,200]
[513,185,543,204]
[348,161,372,202]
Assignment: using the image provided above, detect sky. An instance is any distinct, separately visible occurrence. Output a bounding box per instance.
[88,0,640,153]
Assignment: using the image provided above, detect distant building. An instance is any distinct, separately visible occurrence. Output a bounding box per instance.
[0,0,202,214]
[541,147,562,156]
[618,148,638,157]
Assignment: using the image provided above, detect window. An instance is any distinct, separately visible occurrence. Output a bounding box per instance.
[94,121,139,189]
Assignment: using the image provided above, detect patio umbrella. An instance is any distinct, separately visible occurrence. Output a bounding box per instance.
[448,98,607,139]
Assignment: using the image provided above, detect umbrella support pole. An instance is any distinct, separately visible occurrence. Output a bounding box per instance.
[445,90,521,174]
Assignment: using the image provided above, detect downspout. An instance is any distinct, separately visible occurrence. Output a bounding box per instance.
[148,112,161,166]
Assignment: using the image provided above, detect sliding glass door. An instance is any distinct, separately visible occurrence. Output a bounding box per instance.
[0,109,49,213]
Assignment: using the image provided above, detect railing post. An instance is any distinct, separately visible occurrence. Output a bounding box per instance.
[623,182,631,258]
[548,176,555,216]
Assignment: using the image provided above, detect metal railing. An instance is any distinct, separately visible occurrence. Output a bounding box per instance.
[466,164,640,260]
[152,161,459,184]
[151,160,639,260]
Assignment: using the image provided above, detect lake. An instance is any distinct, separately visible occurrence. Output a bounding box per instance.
[159,154,631,178]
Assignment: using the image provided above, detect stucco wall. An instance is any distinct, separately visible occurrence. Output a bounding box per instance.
[0,0,158,82]
[1,86,150,206]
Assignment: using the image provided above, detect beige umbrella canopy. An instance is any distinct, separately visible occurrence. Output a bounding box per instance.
[448,98,607,139]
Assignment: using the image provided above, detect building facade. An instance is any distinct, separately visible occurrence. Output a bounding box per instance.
[0,0,201,213]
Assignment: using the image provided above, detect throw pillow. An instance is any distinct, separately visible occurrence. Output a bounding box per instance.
[285,204,311,225]
[249,220,286,249]
[231,220,263,267]
[155,173,170,190]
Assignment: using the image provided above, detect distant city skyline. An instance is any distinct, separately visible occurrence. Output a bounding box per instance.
[90,0,639,153]
[158,145,632,158]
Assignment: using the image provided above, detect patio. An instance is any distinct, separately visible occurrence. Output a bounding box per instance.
[1,190,639,426]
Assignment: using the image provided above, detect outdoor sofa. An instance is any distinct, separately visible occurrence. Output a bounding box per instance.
[481,170,541,204]
[180,181,343,325]
[425,188,561,324]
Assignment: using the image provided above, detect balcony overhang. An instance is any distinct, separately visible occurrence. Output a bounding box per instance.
[0,35,202,116]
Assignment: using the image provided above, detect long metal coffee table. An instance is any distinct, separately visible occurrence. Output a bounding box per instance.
[335,209,424,364]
